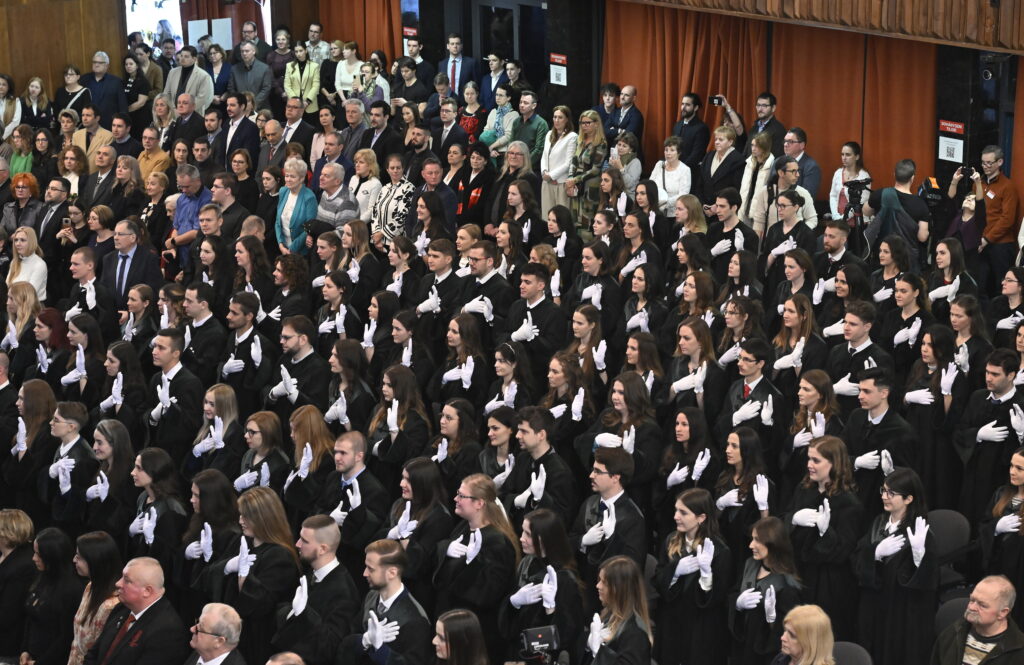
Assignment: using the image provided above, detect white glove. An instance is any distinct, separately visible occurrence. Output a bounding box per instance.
[893,326,912,346]
[318,317,337,335]
[875,533,905,560]
[330,498,349,527]
[312,274,326,288]
[432,438,449,463]
[510,583,544,608]
[549,404,567,419]
[462,295,494,322]
[510,312,539,342]
[388,501,419,540]
[948,275,961,299]
[792,429,813,450]
[593,340,607,371]
[324,392,350,425]
[264,304,281,322]
[675,280,686,298]
[221,352,245,376]
[716,488,742,510]
[441,366,463,385]
[192,433,217,457]
[880,449,894,476]
[753,474,769,511]
[812,278,825,305]
[49,456,75,479]
[35,345,49,373]
[929,283,951,301]
[346,479,362,510]
[184,540,203,560]
[1,320,18,349]
[122,312,136,341]
[580,521,605,547]
[270,365,298,401]
[58,463,72,495]
[10,417,26,455]
[621,426,636,455]
[587,614,606,655]
[854,450,881,470]
[550,269,561,297]
[237,538,256,577]
[823,277,836,292]
[733,228,745,251]
[594,432,623,448]
[520,465,546,504]
[760,395,774,427]
[810,411,826,438]
[361,320,378,348]
[732,400,762,427]
[416,286,441,315]
[673,555,700,578]
[414,231,430,255]
[735,588,762,611]
[771,237,796,257]
[822,320,844,337]
[141,507,158,545]
[791,508,820,528]
[128,511,145,536]
[773,337,805,370]
[710,238,732,257]
[541,565,558,609]
[873,286,893,303]
[492,457,514,489]
[461,356,475,389]
[571,388,585,421]
[907,516,929,567]
[290,576,309,616]
[833,373,859,396]
[625,309,649,332]
[978,420,1009,443]
[696,539,715,578]
[250,336,263,367]
[60,345,87,385]
[995,514,1022,535]
[940,362,958,395]
[386,399,399,433]
[1011,404,1024,443]
[718,343,741,366]
[200,522,213,561]
[401,342,413,367]
[64,303,83,321]
[446,536,469,558]
[234,470,258,492]
[764,585,777,623]
[465,529,482,563]
[85,470,109,501]
[692,449,711,482]
[997,312,1024,330]
[297,442,313,479]
[904,388,935,405]
[584,283,603,310]
[385,272,404,295]
[666,463,690,489]
[619,251,646,278]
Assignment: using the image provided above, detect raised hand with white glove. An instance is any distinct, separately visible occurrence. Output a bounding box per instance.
[361,320,377,348]
[85,471,109,502]
[141,506,158,545]
[10,417,26,456]
[812,278,826,306]
[833,373,860,396]
[764,585,777,623]
[732,399,762,427]
[571,388,585,421]
[290,576,309,617]
[625,309,649,332]
[324,392,350,425]
[465,529,483,563]
[60,345,87,385]
[760,396,774,427]
[587,613,606,655]
[773,337,805,370]
[753,474,770,511]
[1011,404,1024,443]
[510,312,539,342]
[692,449,711,482]
[250,336,263,367]
[593,340,607,372]
[735,588,762,611]
[432,438,449,463]
[822,320,845,337]
[907,516,929,567]
[550,269,561,297]
[416,286,441,315]
[460,356,475,389]
[541,565,558,610]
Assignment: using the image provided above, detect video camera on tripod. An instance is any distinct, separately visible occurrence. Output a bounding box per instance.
[520,625,560,664]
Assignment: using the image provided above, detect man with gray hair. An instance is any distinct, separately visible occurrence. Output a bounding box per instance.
[82,50,127,129]
[316,162,359,228]
[311,130,352,197]
[185,603,245,665]
[83,557,189,665]
[167,164,212,274]
[339,99,369,164]
[930,575,1023,665]
[228,40,273,110]
[257,120,287,178]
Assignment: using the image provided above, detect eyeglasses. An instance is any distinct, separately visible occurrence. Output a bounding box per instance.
[981,161,998,167]
[193,619,223,638]
[1003,278,1019,284]
[280,334,295,341]
[590,467,611,475]
[783,139,801,144]
[455,492,479,501]
[879,487,905,498]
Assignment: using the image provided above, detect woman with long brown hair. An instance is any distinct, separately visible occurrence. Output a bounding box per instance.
[0,379,58,526]
[666,317,727,429]
[281,404,336,524]
[778,369,843,507]
[366,364,431,499]
[435,473,519,663]
[653,488,731,665]
[652,407,720,544]
[980,447,1024,627]
[785,436,861,640]
[585,555,653,665]
[770,294,828,412]
[234,410,292,495]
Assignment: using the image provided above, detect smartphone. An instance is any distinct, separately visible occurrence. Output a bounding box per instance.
[710,96,725,106]
[609,146,619,160]
[61,217,71,229]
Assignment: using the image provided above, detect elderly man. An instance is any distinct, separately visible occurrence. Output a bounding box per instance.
[82,557,189,665]
[257,120,287,177]
[185,603,245,665]
[82,51,127,129]
[931,576,1024,665]
[311,130,352,197]
[167,164,212,273]
[229,41,273,110]
[100,219,164,311]
[167,93,206,150]
[138,126,172,180]
[315,162,359,228]
[338,99,368,164]
[78,145,117,210]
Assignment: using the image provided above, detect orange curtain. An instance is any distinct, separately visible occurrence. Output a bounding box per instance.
[179,0,264,44]
[320,0,403,64]
[600,1,768,168]
[862,35,936,190]
[771,25,867,200]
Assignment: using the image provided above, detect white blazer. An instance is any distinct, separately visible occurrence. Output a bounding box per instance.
[540,131,578,183]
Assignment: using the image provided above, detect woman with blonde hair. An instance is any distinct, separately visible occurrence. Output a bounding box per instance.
[349,148,382,219]
[110,155,146,219]
[339,219,383,314]
[282,404,336,527]
[775,605,835,665]
[586,555,653,665]
[214,486,300,665]
[7,225,46,301]
[435,472,520,662]
[185,384,245,481]
[8,124,34,175]
[566,109,608,229]
[4,281,41,382]
[150,92,176,151]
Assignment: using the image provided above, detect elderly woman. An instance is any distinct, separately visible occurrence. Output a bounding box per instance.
[695,125,745,206]
[276,157,318,256]
[1,172,42,235]
[370,153,416,249]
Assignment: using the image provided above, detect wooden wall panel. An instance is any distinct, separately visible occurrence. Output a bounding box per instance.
[0,0,126,103]
[625,0,1023,52]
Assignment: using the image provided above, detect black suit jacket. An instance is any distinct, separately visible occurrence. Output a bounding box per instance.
[569,494,648,584]
[256,140,287,178]
[183,650,247,665]
[673,116,711,172]
[167,113,206,148]
[745,116,787,158]
[716,377,786,468]
[841,407,916,525]
[273,564,361,665]
[61,279,120,349]
[431,124,469,169]
[100,245,165,310]
[78,170,116,210]
[82,597,190,665]
[695,149,745,205]
[500,448,578,529]
[283,120,315,160]
[358,126,404,173]
[0,383,18,454]
[340,588,432,665]
[147,366,205,464]
[436,57,481,100]
[224,117,262,171]
[316,469,389,574]
[182,317,227,387]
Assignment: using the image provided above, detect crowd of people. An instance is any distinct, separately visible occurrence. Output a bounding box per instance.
[0,18,1022,665]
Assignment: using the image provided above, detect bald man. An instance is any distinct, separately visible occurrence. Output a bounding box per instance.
[931,575,1024,665]
[83,557,189,665]
[185,603,245,665]
[257,120,287,182]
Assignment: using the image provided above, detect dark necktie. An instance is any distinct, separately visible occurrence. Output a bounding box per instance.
[39,206,55,237]
[100,613,136,665]
[94,174,104,199]
[377,597,387,616]
[599,500,608,518]
[849,347,856,357]
[117,254,129,297]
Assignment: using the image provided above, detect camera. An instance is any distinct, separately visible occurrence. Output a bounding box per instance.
[842,177,872,210]
[710,96,724,106]
[520,625,559,660]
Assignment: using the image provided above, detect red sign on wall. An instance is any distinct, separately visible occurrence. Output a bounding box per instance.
[939,119,965,135]
[403,27,418,37]
[549,53,567,65]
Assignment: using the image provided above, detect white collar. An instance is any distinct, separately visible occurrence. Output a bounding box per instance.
[526,295,546,309]
[192,313,213,328]
[477,269,498,285]
[313,557,340,583]
[848,339,872,355]
[197,652,232,665]
[58,436,81,458]
[434,269,453,283]
[990,387,1017,404]
[235,326,254,344]
[743,375,763,394]
[162,362,183,381]
[377,583,406,611]
[601,489,625,507]
[867,408,888,425]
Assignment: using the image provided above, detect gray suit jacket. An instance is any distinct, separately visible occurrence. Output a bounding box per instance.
[163,67,215,115]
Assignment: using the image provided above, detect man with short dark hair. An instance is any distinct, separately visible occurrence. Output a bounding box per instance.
[147,328,204,464]
[390,57,430,113]
[863,158,932,267]
[110,113,141,158]
[156,37,178,75]
[413,239,464,363]
[265,316,331,422]
[436,33,480,102]
[431,98,468,170]
[716,337,785,457]
[163,46,214,114]
[181,282,227,386]
[273,515,361,663]
[502,263,567,396]
[500,406,577,528]
[357,101,403,169]
[191,136,218,188]
[705,187,759,284]
[62,246,119,345]
[931,576,1024,665]
[673,92,710,172]
[217,292,275,419]
[36,176,72,298]
[204,108,226,166]
[45,402,99,535]
[840,366,915,523]
[305,22,330,65]
[210,172,249,239]
[222,92,261,170]
[812,219,866,308]
[399,36,435,86]
[138,126,171,179]
[510,91,547,170]
[403,123,437,188]
[230,22,272,64]
[457,240,515,346]
[745,91,786,158]
[404,158,456,236]
[782,127,820,197]
[826,300,894,418]
[72,105,113,173]
[228,41,273,110]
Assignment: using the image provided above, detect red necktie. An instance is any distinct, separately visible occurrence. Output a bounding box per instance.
[450,59,457,88]
[743,384,751,399]
[101,613,136,665]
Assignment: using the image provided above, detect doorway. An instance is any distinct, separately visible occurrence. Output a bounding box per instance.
[472,1,547,91]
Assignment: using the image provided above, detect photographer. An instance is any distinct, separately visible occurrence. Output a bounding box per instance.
[863,159,932,267]
[829,141,871,221]
[943,165,986,279]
